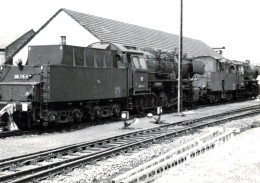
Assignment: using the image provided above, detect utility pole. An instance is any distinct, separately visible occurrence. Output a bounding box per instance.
[177,0,183,114]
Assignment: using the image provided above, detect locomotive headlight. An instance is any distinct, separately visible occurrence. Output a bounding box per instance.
[121,111,129,120]
[121,113,126,118]
[41,65,43,71]
[0,66,3,71]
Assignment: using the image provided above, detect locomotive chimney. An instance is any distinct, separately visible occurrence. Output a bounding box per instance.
[60,36,66,45]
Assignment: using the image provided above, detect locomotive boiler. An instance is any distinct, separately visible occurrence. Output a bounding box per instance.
[0,42,204,130]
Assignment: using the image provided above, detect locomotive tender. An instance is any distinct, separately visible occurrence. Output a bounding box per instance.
[0,42,203,130]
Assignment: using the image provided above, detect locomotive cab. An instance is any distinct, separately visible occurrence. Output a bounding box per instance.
[130,55,150,95]
[88,42,150,95]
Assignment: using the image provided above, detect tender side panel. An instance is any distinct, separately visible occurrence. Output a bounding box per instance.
[28,45,63,65]
[49,66,128,102]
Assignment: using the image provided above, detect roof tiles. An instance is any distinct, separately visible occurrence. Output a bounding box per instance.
[63,8,223,59]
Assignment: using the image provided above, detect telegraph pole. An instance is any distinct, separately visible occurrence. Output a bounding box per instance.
[177,0,183,114]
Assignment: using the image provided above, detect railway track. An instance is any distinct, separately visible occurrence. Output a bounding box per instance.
[0,99,255,139]
[0,104,259,183]
[112,128,236,183]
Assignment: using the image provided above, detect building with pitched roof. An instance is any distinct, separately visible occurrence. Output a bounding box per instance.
[0,29,34,65]
[13,8,223,64]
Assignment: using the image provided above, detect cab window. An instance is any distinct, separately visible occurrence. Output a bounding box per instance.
[133,57,141,69]
[133,56,147,70]
[239,66,244,74]
[139,57,147,70]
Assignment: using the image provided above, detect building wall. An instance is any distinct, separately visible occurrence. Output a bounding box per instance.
[14,11,99,65]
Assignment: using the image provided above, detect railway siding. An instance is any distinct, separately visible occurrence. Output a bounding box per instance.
[43,115,260,182]
[0,105,259,182]
[112,128,236,183]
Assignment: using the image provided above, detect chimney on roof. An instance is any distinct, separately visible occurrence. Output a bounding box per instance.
[60,36,66,45]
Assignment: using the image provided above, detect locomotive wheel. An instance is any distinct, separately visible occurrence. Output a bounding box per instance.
[111,104,120,117]
[149,93,158,108]
[134,96,146,114]
[72,108,83,123]
[91,106,102,120]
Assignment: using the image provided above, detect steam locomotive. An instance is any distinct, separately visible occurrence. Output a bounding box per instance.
[0,42,204,130]
[192,58,259,103]
[0,42,258,130]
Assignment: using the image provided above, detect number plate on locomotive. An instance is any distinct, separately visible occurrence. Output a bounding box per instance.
[14,74,30,79]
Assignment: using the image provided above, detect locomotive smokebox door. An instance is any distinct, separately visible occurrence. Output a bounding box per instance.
[131,56,150,95]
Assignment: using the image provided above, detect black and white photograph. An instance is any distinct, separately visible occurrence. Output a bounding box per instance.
[0,0,260,182]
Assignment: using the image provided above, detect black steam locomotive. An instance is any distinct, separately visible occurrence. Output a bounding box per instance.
[0,42,258,130]
[0,42,204,130]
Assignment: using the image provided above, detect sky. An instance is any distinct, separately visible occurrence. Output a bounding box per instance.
[1,0,260,65]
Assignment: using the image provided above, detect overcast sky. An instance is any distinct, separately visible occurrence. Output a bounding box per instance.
[1,0,260,65]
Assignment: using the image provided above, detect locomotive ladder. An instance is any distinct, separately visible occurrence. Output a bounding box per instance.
[40,65,50,119]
